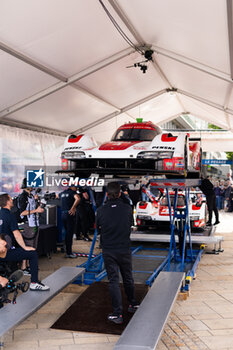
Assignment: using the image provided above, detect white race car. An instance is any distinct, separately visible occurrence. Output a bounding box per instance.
[136,189,208,231]
[189,191,208,230]
[61,119,202,178]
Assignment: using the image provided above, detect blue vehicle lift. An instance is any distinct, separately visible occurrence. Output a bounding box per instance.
[75,178,205,290]
[139,178,205,290]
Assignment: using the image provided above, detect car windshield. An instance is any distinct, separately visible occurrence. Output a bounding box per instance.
[111,127,160,141]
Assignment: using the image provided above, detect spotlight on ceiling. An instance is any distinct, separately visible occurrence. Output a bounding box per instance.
[126,49,154,74]
[144,49,154,61]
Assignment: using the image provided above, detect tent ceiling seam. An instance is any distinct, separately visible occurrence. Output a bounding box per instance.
[0,47,134,119]
[71,82,136,121]
[108,0,145,45]
[0,41,68,82]
[224,84,233,108]
[107,0,185,113]
[152,45,233,84]
[156,113,185,127]
[73,86,233,135]
[177,88,233,116]
[72,89,167,134]
[223,85,233,129]
[108,0,203,122]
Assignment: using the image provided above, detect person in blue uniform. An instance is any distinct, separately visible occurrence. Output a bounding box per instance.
[96,182,138,325]
[59,186,80,258]
[0,194,49,291]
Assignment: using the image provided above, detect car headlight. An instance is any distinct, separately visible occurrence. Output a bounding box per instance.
[62,151,86,159]
[137,151,173,159]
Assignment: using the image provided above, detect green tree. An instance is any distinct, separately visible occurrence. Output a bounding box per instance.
[227,152,233,161]
[208,123,221,130]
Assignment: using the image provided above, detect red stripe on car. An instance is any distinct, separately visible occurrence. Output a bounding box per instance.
[99,141,140,150]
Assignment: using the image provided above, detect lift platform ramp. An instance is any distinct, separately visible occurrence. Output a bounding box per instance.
[130,232,223,250]
[114,271,184,350]
[0,267,84,339]
[146,178,201,188]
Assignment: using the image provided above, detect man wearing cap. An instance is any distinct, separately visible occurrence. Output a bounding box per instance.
[59,186,80,258]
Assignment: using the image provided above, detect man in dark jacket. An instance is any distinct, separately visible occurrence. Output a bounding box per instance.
[199,177,220,226]
[96,182,138,324]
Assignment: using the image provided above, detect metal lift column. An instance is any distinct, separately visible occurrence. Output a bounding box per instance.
[149,179,201,272]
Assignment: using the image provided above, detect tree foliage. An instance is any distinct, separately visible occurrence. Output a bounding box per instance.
[208,123,221,130]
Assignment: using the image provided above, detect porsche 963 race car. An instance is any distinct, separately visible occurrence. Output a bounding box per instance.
[61,119,202,178]
[136,188,208,231]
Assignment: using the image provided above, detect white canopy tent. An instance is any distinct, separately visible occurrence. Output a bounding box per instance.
[0,0,233,151]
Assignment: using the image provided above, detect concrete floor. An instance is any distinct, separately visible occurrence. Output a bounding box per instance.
[2,211,233,350]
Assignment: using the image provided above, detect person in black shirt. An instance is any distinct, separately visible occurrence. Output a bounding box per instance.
[59,186,80,258]
[96,182,138,324]
[199,177,220,226]
[0,194,49,291]
[75,188,93,241]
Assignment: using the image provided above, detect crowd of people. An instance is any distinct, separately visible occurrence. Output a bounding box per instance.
[0,179,138,323]
[0,180,97,290]
[0,192,50,291]
[212,178,233,212]
[1,175,232,321]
